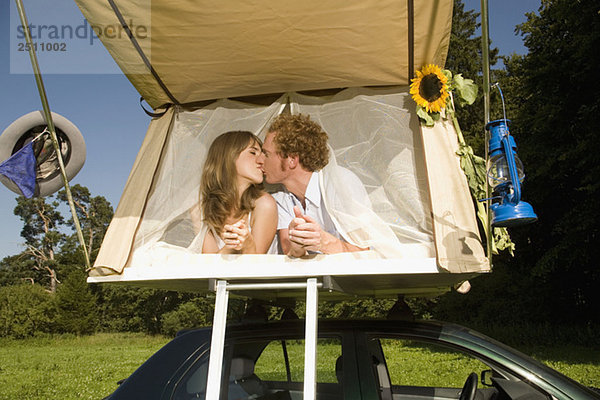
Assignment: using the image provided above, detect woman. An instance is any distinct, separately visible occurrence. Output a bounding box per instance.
[199,130,277,254]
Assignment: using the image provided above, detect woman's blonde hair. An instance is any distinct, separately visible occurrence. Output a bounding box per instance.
[200,131,263,235]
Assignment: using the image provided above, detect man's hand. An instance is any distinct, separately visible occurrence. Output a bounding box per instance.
[284,206,367,257]
[288,206,322,255]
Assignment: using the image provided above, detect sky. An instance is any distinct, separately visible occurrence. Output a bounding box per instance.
[0,0,541,260]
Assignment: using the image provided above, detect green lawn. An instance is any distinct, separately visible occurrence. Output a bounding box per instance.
[0,334,598,399]
[0,333,169,400]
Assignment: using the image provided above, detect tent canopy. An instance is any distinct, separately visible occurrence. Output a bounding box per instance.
[77,0,491,297]
[74,0,453,109]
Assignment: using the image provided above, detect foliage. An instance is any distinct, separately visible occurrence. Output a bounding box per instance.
[13,196,65,292]
[161,296,215,336]
[5,186,114,293]
[57,184,114,261]
[0,254,42,286]
[54,269,98,335]
[435,0,600,325]
[0,284,56,338]
[445,0,500,154]
[479,0,599,324]
[286,297,434,321]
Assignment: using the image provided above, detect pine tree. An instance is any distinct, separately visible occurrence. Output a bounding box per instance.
[54,269,98,335]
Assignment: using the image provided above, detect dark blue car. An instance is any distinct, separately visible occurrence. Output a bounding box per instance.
[104,319,599,400]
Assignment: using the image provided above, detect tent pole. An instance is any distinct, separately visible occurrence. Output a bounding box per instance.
[14,0,91,270]
[480,0,493,263]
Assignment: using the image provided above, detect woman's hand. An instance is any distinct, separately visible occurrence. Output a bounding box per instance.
[222,219,253,252]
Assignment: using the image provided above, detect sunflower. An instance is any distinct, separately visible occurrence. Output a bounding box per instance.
[410,64,450,113]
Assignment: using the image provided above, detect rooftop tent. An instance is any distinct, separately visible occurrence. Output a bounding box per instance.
[77,0,490,297]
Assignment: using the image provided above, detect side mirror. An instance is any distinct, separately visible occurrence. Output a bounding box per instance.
[481,370,494,387]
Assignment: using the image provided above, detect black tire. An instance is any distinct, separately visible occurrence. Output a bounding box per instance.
[0,111,86,197]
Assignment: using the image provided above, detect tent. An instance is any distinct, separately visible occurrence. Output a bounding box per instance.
[77,0,490,298]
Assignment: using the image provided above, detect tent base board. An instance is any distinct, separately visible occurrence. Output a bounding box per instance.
[87,256,488,298]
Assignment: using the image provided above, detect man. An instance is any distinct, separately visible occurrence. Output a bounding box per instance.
[259,113,367,257]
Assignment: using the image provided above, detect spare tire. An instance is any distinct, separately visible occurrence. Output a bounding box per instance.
[0,111,86,197]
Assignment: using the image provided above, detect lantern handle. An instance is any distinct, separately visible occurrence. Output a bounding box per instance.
[501,133,521,204]
[491,82,508,125]
[491,83,521,203]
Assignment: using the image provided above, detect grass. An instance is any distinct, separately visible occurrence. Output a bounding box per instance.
[526,345,600,389]
[0,333,169,400]
[0,333,598,399]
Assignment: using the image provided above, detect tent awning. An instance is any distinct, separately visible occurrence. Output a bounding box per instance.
[73,0,453,108]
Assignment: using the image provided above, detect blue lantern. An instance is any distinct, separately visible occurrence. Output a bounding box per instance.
[486,119,537,227]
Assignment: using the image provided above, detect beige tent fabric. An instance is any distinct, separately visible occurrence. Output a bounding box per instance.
[74,0,453,109]
[420,119,490,273]
[124,89,437,271]
[90,88,490,278]
[90,108,175,276]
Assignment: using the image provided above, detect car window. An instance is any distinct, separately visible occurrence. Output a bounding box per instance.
[170,338,342,400]
[170,352,210,400]
[254,338,342,384]
[377,338,488,388]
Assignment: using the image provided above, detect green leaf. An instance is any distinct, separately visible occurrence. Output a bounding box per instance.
[416,106,436,127]
[453,74,478,106]
[442,69,453,82]
[456,141,514,256]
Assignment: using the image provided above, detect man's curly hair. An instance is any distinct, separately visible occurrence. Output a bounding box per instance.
[268,113,329,172]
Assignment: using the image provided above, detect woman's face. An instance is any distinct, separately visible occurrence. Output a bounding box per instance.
[235,140,264,186]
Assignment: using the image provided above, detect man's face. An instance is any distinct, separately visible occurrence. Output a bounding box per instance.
[260,131,288,184]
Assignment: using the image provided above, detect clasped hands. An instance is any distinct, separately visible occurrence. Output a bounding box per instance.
[288,206,325,255]
[221,219,251,251]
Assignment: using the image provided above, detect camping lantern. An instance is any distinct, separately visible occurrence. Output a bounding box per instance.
[486,119,537,227]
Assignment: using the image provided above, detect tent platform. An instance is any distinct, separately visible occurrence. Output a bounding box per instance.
[87,252,486,299]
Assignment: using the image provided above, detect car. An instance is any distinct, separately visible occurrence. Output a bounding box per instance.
[103,318,599,400]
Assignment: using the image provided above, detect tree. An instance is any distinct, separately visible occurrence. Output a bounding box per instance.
[161,297,215,336]
[57,184,114,262]
[0,284,56,338]
[500,0,600,323]
[54,269,98,335]
[0,254,41,286]
[445,0,499,154]
[13,196,65,292]
[92,285,199,334]
[437,0,600,326]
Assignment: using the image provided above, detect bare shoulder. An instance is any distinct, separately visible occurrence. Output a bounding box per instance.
[255,192,277,211]
[250,192,277,233]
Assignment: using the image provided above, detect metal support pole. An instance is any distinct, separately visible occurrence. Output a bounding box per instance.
[206,280,230,400]
[480,0,491,124]
[14,0,91,269]
[205,279,322,400]
[303,278,319,400]
[480,0,493,262]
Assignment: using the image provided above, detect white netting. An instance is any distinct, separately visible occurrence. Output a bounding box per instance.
[129,87,434,265]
